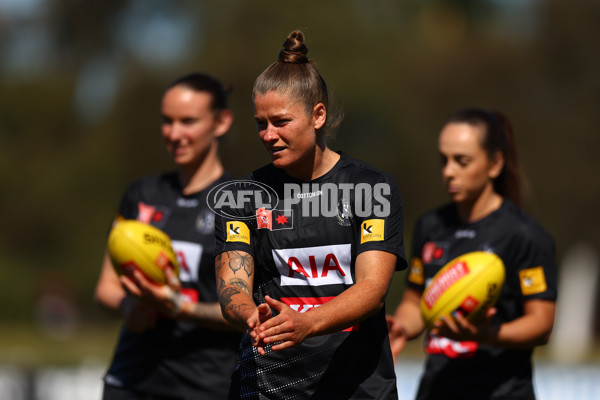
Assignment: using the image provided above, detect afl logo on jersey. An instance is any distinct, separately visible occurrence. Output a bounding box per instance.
[207,180,279,220]
[195,209,215,234]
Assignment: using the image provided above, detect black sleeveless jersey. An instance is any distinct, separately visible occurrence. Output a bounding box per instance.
[406,200,557,400]
[104,172,241,399]
[215,152,407,400]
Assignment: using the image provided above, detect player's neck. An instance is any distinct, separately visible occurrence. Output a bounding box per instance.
[178,145,224,195]
[457,187,503,224]
[285,145,340,181]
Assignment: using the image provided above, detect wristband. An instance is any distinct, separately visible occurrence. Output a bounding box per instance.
[166,288,183,318]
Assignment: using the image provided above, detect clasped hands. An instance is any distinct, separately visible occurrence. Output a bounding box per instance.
[246,295,313,356]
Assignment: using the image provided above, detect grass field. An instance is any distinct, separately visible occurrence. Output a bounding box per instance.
[0,322,121,368]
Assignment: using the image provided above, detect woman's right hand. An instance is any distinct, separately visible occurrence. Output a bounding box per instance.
[387,314,409,361]
[247,302,273,355]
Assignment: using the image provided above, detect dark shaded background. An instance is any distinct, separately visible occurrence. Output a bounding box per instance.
[1,0,598,360]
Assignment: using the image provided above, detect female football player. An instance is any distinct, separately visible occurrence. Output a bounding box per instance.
[387,108,557,399]
[94,73,241,399]
[214,30,407,399]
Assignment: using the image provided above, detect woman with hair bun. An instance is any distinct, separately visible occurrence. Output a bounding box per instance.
[215,30,407,398]
[387,108,557,400]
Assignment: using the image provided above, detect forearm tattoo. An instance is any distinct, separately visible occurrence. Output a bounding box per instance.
[219,286,242,312]
[216,251,256,325]
[218,285,253,320]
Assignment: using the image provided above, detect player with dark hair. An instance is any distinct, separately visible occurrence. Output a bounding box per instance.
[387,108,557,400]
[95,73,241,399]
[214,30,408,399]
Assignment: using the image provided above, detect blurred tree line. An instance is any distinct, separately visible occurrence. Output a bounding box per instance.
[0,0,598,328]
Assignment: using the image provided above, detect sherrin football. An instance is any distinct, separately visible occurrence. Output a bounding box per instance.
[107,220,179,285]
[420,251,505,330]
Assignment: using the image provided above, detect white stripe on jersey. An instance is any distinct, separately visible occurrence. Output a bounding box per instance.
[171,240,203,283]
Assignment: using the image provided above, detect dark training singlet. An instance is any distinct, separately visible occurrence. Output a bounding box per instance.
[215,152,408,400]
[406,200,557,400]
[104,172,241,399]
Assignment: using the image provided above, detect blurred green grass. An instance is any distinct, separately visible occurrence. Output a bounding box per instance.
[0,322,121,368]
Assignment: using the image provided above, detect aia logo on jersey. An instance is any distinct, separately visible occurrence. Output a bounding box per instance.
[171,240,203,283]
[422,241,448,265]
[272,244,353,287]
[281,296,359,332]
[255,207,293,230]
[137,202,170,227]
[426,334,478,358]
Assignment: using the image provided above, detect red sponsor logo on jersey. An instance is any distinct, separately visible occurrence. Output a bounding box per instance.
[287,253,346,279]
[181,288,199,303]
[137,202,170,226]
[426,334,478,358]
[256,207,293,230]
[137,202,156,223]
[280,296,359,332]
[422,242,446,264]
[422,261,469,309]
[273,244,353,287]
[176,250,191,273]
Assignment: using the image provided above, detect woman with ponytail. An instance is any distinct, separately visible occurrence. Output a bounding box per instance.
[388,108,557,400]
[214,30,407,399]
[95,73,240,399]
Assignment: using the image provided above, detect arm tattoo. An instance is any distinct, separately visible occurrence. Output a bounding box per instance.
[215,253,224,273]
[228,251,254,277]
[230,278,251,295]
[226,303,254,316]
[219,286,241,311]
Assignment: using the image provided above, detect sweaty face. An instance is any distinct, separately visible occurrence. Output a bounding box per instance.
[254,91,323,175]
[438,122,498,204]
[161,86,219,169]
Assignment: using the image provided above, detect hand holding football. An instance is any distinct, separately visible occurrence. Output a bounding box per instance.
[420,251,505,330]
[107,220,180,285]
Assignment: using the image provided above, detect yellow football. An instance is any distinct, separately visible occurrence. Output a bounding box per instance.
[420,251,505,330]
[107,220,179,285]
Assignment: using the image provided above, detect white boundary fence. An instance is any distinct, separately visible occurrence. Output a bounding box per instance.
[1,360,599,400]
